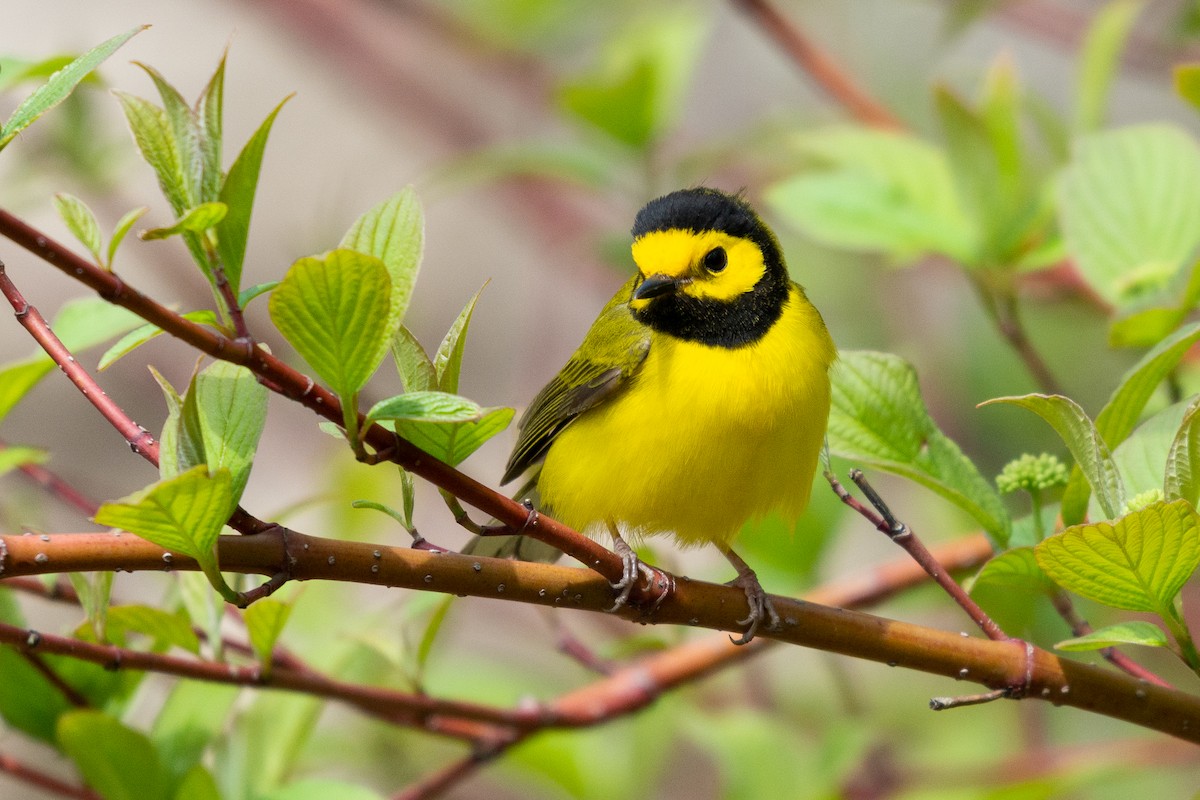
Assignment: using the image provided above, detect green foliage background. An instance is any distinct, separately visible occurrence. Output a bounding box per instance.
[3,1,1200,799]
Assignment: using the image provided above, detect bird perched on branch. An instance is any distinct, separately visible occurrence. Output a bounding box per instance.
[484,187,836,643]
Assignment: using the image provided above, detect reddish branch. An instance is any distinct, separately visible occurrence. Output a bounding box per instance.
[0,752,100,800]
[730,0,904,130]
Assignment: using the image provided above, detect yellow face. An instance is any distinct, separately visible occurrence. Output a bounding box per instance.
[629,229,766,309]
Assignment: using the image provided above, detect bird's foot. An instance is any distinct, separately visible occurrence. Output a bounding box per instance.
[725,566,780,645]
[607,536,656,612]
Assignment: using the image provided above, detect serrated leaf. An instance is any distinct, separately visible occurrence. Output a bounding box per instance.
[140,201,227,240]
[0,26,146,151]
[1165,396,1200,504]
[982,394,1125,520]
[115,90,190,217]
[269,249,393,398]
[98,310,220,371]
[967,547,1052,595]
[217,96,290,292]
[1036,499,1200,613]
[53,192,102,261]
[108,206,149,268]
[366,391,484,427]
[106,604,200,654]
[339,186,424,336]
[244,598,293,670]
[434,284,486,393]
[1060,322,1200,523]
[392,406,514,468]
[57,710,171,800]
[766,128,974,264]
[1055,620,1169,651]
[0,445,47,476]
[190,359,268,506]
[94,466,233,568]
[1059,125,1200,305]
[1075,0,1143,132]
[828,351,1011,543]
[0,298,141,424]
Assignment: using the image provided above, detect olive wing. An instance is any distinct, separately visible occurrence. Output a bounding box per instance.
[502,277,649,485]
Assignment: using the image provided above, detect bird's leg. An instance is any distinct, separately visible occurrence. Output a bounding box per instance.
[606,520,654,612]
[718,545,780,645]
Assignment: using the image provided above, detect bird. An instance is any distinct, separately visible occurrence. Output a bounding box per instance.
[488,187,836,643]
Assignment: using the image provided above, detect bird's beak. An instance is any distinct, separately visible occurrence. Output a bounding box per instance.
[633,273,679,301]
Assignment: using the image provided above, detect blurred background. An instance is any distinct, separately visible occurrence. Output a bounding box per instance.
[3,1,1200,798]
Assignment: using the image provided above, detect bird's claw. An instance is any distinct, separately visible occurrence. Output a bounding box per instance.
[607,556,656,613]
[726,570,780,645]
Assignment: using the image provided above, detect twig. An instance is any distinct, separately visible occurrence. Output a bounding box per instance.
[730,0,904,130]
[0,752,101,800]
[971,272,1063,396]
[826,470,1009,642]
[1049,589,1172,688]
[21,651,90,707]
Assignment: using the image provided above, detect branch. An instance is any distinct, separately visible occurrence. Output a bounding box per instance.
[2,530,1198,745]
[0,210,633,593]
[729,0,904,130]
[0,752,101,800]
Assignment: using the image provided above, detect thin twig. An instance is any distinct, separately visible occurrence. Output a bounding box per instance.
[0,752,101,800]
[730,0,904,130]
[1049,589,1172,688]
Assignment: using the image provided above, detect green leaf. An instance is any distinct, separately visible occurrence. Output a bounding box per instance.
[98,310,220,371]
[339,186,424,336]
[1055,620,1168,651]
[0,55,76,92]
[136,61,205,208]
[967,547,1053,595]
[414,595,454,684]
[68,570,113,642]
[238,281,280,308]
[366,391,485,427]
[93,466,233,568]
[152,682,240,782]
[269,249,393,398]
[0,298,141,424]
[57,710,171,800]
[1075,0,1144,132]
[390,325,436,392]
[1176,63,1200,111]
[1035,499,1200,613]
[434,284,486,393]
[260,780,386,800]
[400,469,416,530]
[217,96,291,292]
[189,359,268,507]
[174,765,222,800]
[195,51,226,206]
[982,394,1125,520]
[116,90,190,216]
[53,192,102,261]
[1059,125,1200,305]
[0,26,146,151]
[828,351,1011,543]
[0,647,73,742]
[1060,322,1200,523]
[151,368,202,481]
[105,604,200,654]
[108,206,149,268]
[244,599,293,670]
[1165,396,1200,505]
[140,202,228,240]
[556,7,707,149]
[392,406,514,468]
[766,128,974,264]
[0,445,47,476]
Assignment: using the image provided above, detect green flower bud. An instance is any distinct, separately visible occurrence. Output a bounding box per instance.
[996,453,1069,495]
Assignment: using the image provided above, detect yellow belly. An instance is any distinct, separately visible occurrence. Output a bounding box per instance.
[537,287,835,547]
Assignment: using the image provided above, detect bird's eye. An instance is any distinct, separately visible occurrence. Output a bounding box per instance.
[703,247,727,273]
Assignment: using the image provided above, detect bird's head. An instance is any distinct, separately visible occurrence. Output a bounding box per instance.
[628,187,790,348]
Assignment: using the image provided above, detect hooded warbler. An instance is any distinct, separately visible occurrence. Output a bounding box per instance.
[498,187,836,642]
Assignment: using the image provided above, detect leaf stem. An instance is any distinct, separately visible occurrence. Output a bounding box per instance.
[1163,603,1200,675]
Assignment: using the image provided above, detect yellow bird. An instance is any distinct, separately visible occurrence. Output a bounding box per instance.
[497,187,836,642]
